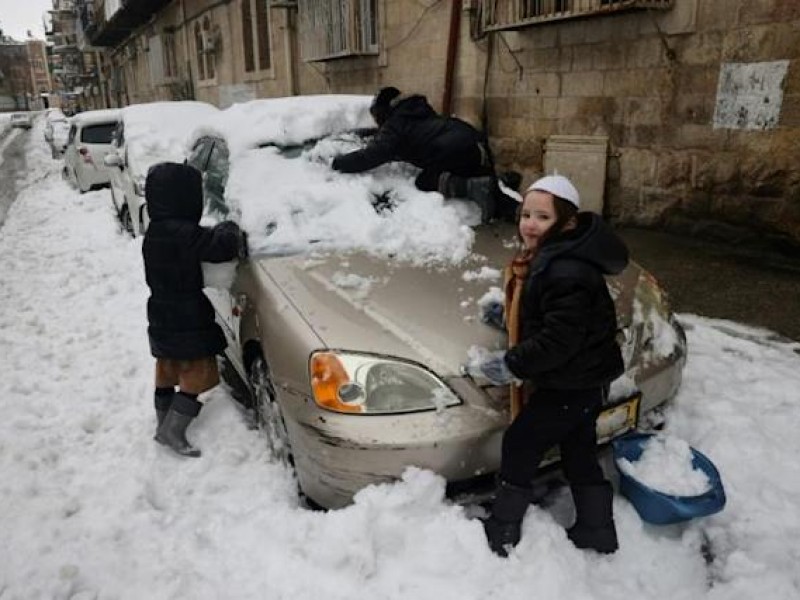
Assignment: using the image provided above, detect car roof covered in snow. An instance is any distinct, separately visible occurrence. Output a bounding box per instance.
[189,95,374,157]
[72,108,121,127]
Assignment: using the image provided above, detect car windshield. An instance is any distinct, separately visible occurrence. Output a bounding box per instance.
[81,123,116,144]
[226,130,482,265]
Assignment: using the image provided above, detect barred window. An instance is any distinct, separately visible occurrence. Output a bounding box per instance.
[483,0,672,32]
[242,0,271,73]
[298,0,379,62]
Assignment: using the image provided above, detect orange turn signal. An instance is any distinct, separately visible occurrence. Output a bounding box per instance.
[309,352,363,413]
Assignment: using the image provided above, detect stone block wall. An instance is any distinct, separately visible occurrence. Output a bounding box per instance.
[464,0,800,248]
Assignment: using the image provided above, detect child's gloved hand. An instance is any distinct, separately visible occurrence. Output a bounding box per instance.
[480,300,505,330]
[464,350,516,386]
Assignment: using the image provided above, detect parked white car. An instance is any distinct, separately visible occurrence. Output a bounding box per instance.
[10,112,33,129]
[44,110,71,157]
[62,109,120,193]
[103,101,219,236]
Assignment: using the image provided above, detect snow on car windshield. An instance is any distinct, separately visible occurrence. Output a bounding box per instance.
[195,95,480,266]
[123,101,219,178]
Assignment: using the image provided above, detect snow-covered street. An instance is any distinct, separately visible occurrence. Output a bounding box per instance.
[1,121,799,600]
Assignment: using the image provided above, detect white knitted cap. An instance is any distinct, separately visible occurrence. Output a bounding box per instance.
[525,174,580,209]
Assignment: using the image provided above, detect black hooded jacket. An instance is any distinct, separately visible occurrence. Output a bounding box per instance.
[142,162,241,359]
[331,95,489,176]
[504,213,629,390]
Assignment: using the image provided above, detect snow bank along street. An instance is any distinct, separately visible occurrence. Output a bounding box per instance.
[1,120,799,599]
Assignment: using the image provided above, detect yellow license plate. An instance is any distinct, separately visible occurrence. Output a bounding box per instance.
[596,394,640,444]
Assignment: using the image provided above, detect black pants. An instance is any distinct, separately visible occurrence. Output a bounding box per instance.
[500,387,607,488]
[414,142,493,192]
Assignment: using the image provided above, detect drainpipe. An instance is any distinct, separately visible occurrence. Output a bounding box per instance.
[442,0,462,115]
[275,3,298,96]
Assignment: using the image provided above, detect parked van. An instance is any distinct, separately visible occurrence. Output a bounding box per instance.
[62,109,120,193]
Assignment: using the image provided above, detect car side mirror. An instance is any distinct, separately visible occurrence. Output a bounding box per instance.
[103,153,122,168]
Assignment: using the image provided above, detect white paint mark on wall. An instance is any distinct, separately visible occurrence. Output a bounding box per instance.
[712,60,789,131]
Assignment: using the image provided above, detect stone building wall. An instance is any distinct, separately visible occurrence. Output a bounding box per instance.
[461,0,800,247]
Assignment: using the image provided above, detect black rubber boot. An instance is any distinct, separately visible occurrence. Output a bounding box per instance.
[466,176,497,223]
[154,387,174,430]
[438,172,468,197]
[567,482,619,554]
[154,392,202,458]
[482,479,534,557]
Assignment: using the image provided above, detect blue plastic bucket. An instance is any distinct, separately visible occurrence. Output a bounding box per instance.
[612,432,726,525]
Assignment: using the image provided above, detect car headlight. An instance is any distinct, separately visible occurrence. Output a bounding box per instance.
[309,351,461,414]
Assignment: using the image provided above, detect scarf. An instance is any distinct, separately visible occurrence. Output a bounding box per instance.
[503,248,534,421]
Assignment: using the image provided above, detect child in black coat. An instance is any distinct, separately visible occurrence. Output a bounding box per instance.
[469,175,629,555]
[143,162,246,457]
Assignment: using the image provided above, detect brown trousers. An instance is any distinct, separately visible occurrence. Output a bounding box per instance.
[155,357,220,397]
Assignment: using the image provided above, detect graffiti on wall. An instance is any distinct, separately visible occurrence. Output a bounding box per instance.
[712,60,789,130]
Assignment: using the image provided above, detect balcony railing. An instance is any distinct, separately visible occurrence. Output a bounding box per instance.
[483,0,672,31]
[87,0,173,46]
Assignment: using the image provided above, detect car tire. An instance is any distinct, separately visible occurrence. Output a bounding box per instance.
[119,203,134,236]
[74,169,88,194]
[248,355,295,470]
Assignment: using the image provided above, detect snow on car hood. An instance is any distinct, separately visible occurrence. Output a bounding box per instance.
[253,221,635,376]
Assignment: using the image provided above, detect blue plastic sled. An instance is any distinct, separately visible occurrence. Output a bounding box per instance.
[612,432,726,525]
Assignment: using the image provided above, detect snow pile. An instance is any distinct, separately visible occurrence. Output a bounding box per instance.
[617,435,712,496]
[0,112,11,135]
[121,101,220,178]
[462,266,501,282]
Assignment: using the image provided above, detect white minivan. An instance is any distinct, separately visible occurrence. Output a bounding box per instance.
[62,109,120,193]
[103,101,218,236]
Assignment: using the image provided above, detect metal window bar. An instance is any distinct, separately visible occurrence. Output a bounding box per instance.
[299,0,379,61]
[484,0,672,31]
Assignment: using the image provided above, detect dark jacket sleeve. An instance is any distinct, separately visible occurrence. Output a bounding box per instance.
[504,277,594,380]
[187,220,242,263]
[331,124,402,173]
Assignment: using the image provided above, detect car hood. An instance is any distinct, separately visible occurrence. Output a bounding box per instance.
[254,221,639,377]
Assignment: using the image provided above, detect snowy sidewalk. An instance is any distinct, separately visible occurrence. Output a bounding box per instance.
[1,121,799,600]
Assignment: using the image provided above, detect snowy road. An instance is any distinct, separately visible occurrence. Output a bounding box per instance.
[0,126,26,226]
[1,121,799,600]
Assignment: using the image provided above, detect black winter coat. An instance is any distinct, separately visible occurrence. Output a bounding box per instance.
[504,213,629,390]
[142,162,242,360]
[332,95,488,176]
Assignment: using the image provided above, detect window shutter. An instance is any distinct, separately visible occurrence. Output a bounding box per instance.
[256,0,271,70]
[148,35,164,85]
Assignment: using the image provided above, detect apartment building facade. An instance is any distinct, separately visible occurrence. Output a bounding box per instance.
[74,0,798,247]
[0,40,53,111]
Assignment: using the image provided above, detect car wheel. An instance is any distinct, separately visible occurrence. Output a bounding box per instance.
[249,355,294,470]
[119,203,134,236]
[74,169,88,194]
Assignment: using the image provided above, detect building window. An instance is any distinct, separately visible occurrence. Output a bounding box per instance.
[483,0,672,32]
[163,32,178,79]
[195,17,216,81]
[242,0,271,72]
[298,0,379,62]
[194,22,205,80]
